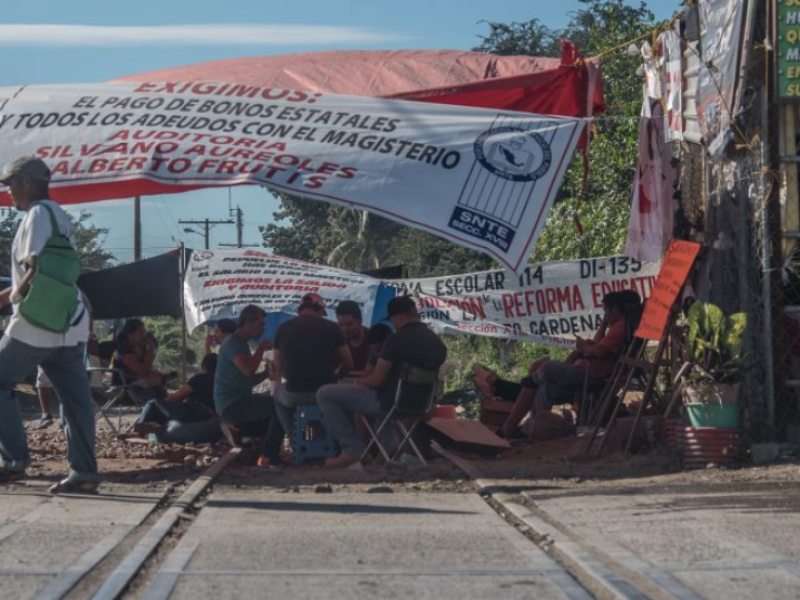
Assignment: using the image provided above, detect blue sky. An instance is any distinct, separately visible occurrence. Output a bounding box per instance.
[1,0,679,263]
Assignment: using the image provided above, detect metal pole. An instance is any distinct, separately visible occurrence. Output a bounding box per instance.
[203,219,210,250]
[760,87,776,437]
[179,242,187,383]
[133,196,141,261]
[237,207,243,248]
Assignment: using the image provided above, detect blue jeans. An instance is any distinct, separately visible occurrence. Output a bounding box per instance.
[219,394,284,460]
[138,399,212,426]
[0,336,98,481]
[273,383,317,436]
[532,360,588,411]
[316,383,388,455]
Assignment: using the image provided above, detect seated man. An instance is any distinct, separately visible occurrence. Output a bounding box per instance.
[215,305,284,466]
[362,323,392,378]
[317,295,447,468]
[271,293,353,435]
[475,290,641,437]
[335,300,371,376]
[130,353,218,438]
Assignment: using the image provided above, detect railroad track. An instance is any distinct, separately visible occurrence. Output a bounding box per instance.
[2,445,709,599]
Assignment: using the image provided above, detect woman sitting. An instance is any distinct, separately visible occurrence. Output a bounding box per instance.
[475,290,642,438]
[204,318,236,355]
[131,353,218,438]
[111,318,172,399]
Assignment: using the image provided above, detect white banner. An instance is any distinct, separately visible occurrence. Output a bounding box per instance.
[625,99,677,262]
[661,27,684,142]
[0,82,584,273]
[183,249,381,332]
[386,256,660,346]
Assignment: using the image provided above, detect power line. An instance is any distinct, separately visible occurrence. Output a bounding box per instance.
[178,218,235,250]
[220,205,258,248]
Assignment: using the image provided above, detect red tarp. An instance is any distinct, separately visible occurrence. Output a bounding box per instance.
[0,45,603,206]
[117,44,605,119]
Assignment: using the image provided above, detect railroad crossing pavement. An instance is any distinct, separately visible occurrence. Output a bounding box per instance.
[0,481,166,600]
[139,490,591,600]
[492,480,800,600]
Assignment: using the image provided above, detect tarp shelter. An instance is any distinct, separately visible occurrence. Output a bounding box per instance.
[77,251,182,319]
[116,45,605,120]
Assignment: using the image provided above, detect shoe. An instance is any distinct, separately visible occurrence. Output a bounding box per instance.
[498,427,528,441]
[34,413,54,429]
[324,453,361,469]
[132,421,164,438]
[256,455,284,469]
[0,468,26,484]
[48,477,99,495]
[220,422,242,448]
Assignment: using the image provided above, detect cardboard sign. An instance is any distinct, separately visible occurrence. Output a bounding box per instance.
[635,240,701,341]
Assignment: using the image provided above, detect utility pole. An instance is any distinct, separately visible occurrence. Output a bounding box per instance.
[179,217,234,250]
[220,205,258,248]
[134,196,142,261]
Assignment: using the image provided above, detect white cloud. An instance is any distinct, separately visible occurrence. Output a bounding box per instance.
[0,24,405,46]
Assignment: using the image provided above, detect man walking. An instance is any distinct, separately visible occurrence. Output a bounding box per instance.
[0,156,99,494]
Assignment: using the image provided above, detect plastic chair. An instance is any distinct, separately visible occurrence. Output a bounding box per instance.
[360,364,439,466]
[291,404,337,466]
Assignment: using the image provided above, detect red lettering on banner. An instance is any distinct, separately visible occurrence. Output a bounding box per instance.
[502,293,517,318]
[501,286,588,318]
[133,82,316,104]
[590,275,657,307]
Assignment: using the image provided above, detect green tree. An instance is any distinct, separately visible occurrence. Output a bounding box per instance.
[0,208,115,275]
[477,0,656,263]
[452,1,657,386]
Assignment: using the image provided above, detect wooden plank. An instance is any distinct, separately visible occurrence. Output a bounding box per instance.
[426,418,511,449]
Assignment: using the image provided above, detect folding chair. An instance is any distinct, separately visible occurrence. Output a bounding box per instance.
[87,366,155,434]
[360,364,439,466]
[575,296,646,427]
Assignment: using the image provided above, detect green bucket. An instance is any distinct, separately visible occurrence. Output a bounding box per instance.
[684,402,740,428]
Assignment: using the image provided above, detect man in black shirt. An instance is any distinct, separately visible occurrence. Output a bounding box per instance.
[130,352,218,438]
[271,293,353,435]
[335,300,371,375]
[317,295,447,468]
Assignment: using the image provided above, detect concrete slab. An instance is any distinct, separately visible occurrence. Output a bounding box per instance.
[0,484,165,598]
[0,575,55,600]
[519,486,800,599]
[145,491,590,599]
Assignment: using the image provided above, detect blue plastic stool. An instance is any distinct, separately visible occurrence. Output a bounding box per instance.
[292,404,337,466]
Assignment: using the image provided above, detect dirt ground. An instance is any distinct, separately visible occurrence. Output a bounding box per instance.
[17,384,226,488]
[13,385,800,495]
